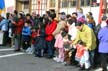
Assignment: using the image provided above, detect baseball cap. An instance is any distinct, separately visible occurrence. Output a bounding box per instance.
[59,12,66,15]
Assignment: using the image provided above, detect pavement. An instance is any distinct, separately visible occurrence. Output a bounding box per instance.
[0,46,102,71]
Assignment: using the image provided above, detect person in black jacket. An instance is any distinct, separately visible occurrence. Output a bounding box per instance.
[34,22,46,57]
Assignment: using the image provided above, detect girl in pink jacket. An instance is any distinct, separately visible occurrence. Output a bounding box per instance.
[53,29,65,63]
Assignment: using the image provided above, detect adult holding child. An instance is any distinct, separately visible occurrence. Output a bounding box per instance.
[72,17,96,71]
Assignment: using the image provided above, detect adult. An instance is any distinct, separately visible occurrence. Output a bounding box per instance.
[12,13,24,51]
[53,12,67,37]
[66,17,78,65]
[0,13,10,45]
[45,13,57,58]
[77,8,85,20]
[25,13,34,27]
[73,17,96,70]
[98,15,108,71]
[86,15,95,30]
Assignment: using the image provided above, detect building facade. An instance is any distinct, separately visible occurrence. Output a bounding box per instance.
[16,0,107,23]
[16,0,29,14]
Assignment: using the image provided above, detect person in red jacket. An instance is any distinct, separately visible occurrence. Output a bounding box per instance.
[45,13,57,58]
[12,13,24,51]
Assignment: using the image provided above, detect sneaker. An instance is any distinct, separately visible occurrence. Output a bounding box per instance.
[53,57,61,63]
[62,62,67,65]
[59,59,64,63]
[56,58,61,63]
[53,57,58,61]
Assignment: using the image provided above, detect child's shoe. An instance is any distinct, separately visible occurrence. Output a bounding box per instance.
[53,57,58,61]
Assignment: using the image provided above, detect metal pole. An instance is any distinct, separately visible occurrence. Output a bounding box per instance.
[76,0,80,11]
[38,0,40,15]
[58,0,60,18]
[29,0,32,13]
[67,0,69,14]
[90,0,92,12]
[104,0,107,15]
[98,0,103,24]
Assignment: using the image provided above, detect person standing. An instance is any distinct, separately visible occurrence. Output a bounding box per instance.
[35,23,46,57]
[0,13,10,46]
[98,15,108,71]
[54,28,64,63]
[22,21,31,50]
[45,13,57,58]
[12,13,24,51]
[11,10,19,48]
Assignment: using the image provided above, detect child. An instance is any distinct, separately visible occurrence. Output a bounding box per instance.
[53,28,65,63]
[62,32,74,66]
[26,27,37,54]
[75,40,90,71]
[22,21,31,51]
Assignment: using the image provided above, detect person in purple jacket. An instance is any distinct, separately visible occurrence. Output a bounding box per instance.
[98,16,108,71]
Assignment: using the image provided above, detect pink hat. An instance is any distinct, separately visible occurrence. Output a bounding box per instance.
[77,17,85,23]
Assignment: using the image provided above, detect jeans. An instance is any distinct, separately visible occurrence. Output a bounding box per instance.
[46,40,54,57]
[89,50,95,66]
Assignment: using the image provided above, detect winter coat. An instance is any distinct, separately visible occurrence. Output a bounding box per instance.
[68,23,78,41]
[35,29,46,49]
[22,26,31,41]
[22,26,31,36]
[14,18,24,34]
[73,24,96,50]
[98,26,108,53]
[45,20,57,41]
[52,20,66,36]
[31,31,37,44]
[54,34,63,48]
[0,19,9,31]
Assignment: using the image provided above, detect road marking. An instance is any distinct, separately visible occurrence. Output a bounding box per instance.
[0,53,25,58]
[0,48,14,51]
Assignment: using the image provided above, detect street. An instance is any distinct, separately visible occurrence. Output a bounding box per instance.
[0,46,101,71]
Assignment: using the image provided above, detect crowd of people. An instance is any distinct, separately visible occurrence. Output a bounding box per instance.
[0,8,108,71]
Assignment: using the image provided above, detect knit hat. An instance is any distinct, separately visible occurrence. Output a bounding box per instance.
[75,17,85,26]
[78,17,85,23]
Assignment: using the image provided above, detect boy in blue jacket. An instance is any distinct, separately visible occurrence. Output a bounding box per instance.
[22,21,31,50]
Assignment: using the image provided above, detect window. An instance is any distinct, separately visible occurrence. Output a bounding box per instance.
[70,0,76,7]
[61,0,77,8]
[31,0,47,15]
[80,0,98,7]
[40,0,47,14]
[24,3,29,9]
[91,0,99,7]
[50,0,55,7]
[80,0,90,6]
[62,0,68,8]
